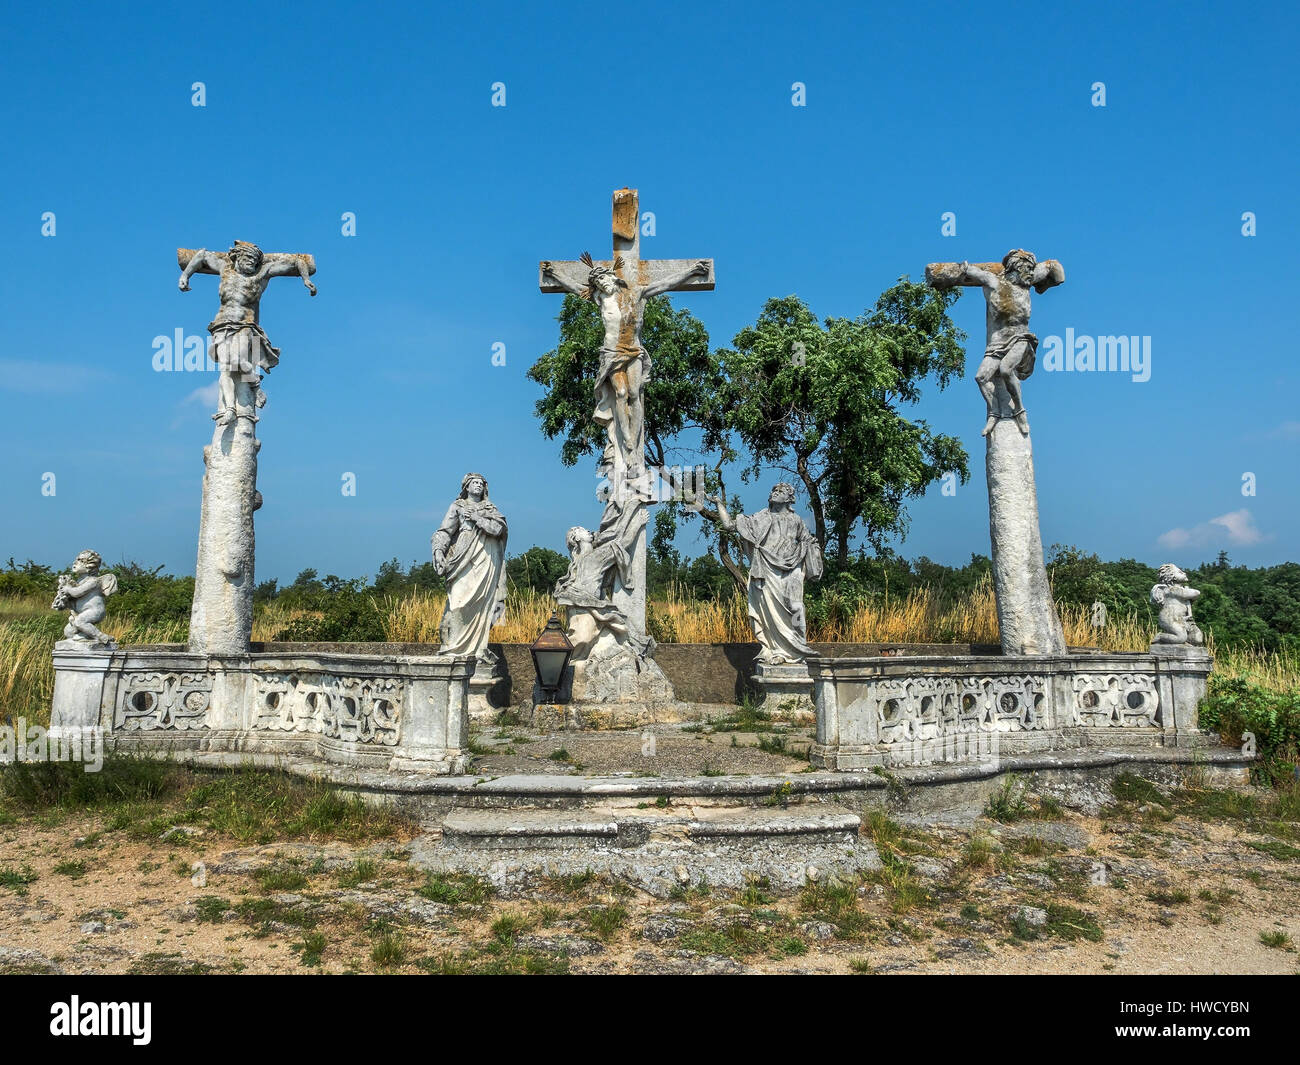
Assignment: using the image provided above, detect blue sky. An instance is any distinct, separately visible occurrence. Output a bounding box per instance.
[2,2,1297,582]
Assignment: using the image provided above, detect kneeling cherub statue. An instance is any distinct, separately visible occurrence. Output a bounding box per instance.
[52,550,119,648]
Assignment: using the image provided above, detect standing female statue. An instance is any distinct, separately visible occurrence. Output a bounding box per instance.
[432,473,508,664]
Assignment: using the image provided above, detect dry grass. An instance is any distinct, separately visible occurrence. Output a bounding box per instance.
[4,587,1297,728]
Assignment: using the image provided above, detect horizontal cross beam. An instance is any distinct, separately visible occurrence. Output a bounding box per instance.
[538,258,714,294]
[926,259,1063,294]
[177,249,317,275]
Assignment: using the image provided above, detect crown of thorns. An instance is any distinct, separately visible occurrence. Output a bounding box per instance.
[229,240,264,262]
[581,251,628,298]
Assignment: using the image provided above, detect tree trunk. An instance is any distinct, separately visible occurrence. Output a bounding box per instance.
[795,450,827,548]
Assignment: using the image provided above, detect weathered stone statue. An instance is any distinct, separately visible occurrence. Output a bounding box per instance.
[539,189,714,710]
[52,550,118,648]
[178,240,317,656]
[179,241,317,425]
[1151,564,1205,648]
[541,252,709,480]
[927,249,1067,656]
[432,473,508,665]
[927,250,1064,438]
[554,526,653,665]
[700,484,824,665]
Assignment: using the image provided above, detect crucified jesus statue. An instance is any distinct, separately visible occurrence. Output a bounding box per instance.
[178,241,317,425]
[540,252,708,477]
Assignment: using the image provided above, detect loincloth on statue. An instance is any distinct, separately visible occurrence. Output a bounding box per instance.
[208,320,281,373]
[983,332,1038,380]
[594,345,648,392]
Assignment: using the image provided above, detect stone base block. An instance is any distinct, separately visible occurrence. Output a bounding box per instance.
[753,661,815,722]
[50,646,114,731]
[467,667,508,726]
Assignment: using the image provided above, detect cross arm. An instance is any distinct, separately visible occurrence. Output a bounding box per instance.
[640,259,714,298]
[177,248,228,275]
[262,253,318,278]
[538,260,591,297]
[926,259,1064,294]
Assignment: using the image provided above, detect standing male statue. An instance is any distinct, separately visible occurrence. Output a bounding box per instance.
[697,483,824,665]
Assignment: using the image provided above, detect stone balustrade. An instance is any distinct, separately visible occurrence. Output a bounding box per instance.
[808,650,1213,770]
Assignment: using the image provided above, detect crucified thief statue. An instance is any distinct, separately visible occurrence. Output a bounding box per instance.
[932,249,1064,437]
[178,241,317,425]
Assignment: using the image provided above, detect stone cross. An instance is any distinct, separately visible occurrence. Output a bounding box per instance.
[177,241,317,656]
[927,250,1066,656]
[539,188,714,637]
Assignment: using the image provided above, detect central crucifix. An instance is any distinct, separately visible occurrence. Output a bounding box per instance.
[540,188,714,640]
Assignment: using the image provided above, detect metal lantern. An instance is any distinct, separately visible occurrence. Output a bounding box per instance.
[530,611,573,701]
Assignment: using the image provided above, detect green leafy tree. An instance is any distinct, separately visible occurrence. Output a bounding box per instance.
[720,283,970,568]
[506,547,570,595]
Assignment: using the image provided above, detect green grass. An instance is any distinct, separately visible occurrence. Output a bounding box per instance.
[1146,888,1191,906]
[253,864,311,893]
[337,858,380,887]
[370,932,408,968]
[1258,930,1293,950]
[294,931,327,967]
[0,864,38,893]
[416,947,569,975]
[417,871,492,909]
[1246,838,1300,861]
[580,903,629,942]
[1011,904,1104,943]
[490,912,534,946]
[984,776,1031,823]
[193,896,231,923]
[799,877,871,938]
[52,859,86,879]
[0,760,414,845]
[126,953,215,975]
[960,836,996,869]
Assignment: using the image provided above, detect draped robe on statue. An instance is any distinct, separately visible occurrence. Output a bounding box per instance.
[432,499,508,661]
[735,509,824,665]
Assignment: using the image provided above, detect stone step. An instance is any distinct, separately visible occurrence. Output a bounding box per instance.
[415,802,875,895]
[419,772,868,812]
[439,803,861,851]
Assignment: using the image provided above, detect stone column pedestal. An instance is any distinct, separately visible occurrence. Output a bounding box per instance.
[1150,644,1213,747]
[50,644,113,733]
[753,661,815,722]
[985,401,1066,656]
[189,419,259,656]
[466,661,506,726]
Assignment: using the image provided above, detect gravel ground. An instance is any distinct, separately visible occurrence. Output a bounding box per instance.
[1,771,1296,975]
